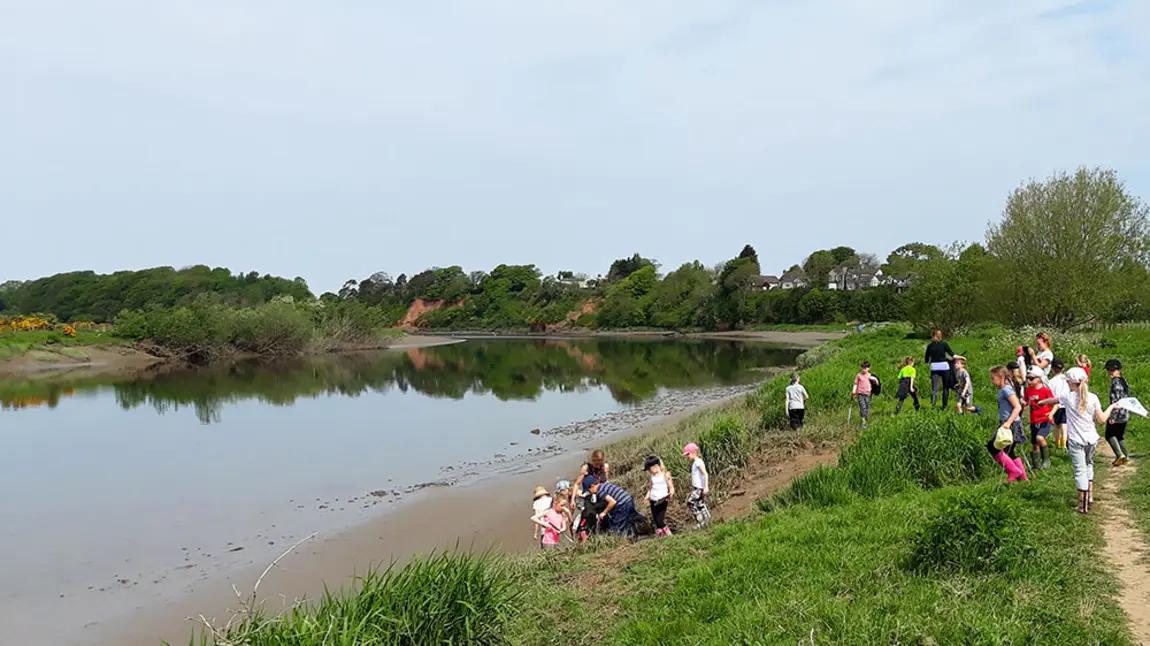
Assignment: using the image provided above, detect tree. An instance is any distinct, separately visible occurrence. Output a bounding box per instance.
[606,254,656,283]
[830,246,856,265]
[802,250,837,288]
[738,245,758,261]
[714,250,762,328]
[985,167,1150,328]
[906,243,991,335]
[881,243,944,281]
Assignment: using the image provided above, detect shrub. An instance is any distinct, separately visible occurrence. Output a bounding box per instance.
[756,465,855,512]
[905,488,1035,576]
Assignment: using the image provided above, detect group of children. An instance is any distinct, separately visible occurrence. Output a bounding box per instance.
[530,444,713,548]
[832,330,1138,515]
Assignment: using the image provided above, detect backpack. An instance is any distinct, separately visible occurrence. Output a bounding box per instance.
[870,374,882,397]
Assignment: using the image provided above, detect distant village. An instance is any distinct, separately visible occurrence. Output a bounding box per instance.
[752,264,911,292]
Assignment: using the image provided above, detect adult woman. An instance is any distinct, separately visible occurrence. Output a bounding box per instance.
[925,328,956,409]
[1027,332,1054,378]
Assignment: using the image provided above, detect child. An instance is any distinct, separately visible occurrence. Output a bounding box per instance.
[531,486,552,544]
[531,493,571,549]
[1048,359,1070,449]
[574,450,609,513]
[895,357,920,414]
[1024,367,1055,470]
[989,366,1027,482]
[682,442,711,529]
[1037,367,1118,513]
[1105,359,1132,466]
[1007,362,1030,470]
[554,480,572,510]
[953,356,982,414]
[643,455,675,536]
[1077,354,1092,379]
[851,361,878,429]
[785,373,809,429]
[576,477,607,542]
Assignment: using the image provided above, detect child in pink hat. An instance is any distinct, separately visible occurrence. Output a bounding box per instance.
[682,443,711,529]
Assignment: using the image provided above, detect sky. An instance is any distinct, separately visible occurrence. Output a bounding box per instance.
[2,0,1149,294]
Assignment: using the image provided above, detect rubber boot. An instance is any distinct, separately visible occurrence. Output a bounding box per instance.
[1040,444,1051,470]
[1119,439,1132,462]
[1030,449,1042,470]
[1012,457,1029,481]
[1108,437,1126,466]
[993,452,1022,482]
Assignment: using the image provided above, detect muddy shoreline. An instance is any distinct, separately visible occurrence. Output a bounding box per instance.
[89,382,772,646]
[425,328,845,347]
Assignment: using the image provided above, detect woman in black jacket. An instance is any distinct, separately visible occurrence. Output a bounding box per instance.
[925,328,955,409]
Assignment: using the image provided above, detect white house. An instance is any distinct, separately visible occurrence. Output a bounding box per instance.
[779,271,808,290]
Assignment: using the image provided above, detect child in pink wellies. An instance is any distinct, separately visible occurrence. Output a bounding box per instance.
[989,366,1028,482]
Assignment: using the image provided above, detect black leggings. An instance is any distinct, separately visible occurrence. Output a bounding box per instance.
[650,498,668,530]
[1106,422,1128,441]
[986,438,1017,459]
[931,371,950,408]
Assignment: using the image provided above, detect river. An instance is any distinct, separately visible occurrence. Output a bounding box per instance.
[0,336,801,645]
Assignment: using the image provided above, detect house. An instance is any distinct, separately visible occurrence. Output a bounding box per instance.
[751,275,780,291]
[779,271,808,290]
[827,266,884,291]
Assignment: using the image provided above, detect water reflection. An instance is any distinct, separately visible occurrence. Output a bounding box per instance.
[1,339,800,424]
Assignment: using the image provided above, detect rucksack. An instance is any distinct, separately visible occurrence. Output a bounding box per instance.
[871,374,882,397]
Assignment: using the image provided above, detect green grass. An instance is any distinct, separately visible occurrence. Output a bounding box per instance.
[187,552,520,646]
[0,329,127,362]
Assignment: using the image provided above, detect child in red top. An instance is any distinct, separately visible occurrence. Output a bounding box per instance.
[1024,367,1055,470]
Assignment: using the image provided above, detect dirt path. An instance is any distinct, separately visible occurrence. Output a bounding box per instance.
[715,448,839,521]
[1097,462,1150,645]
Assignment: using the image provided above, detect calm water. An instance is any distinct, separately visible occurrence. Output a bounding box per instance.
[0,338,797,641]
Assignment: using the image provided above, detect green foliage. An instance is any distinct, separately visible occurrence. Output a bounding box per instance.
[714,248,762,328]
[986,167,1150,328]
[192,552,520,646]
[2,266,312,322]
[880,242,943,281]
[905,488,1034,576]
[606,253,657,283]
[906,243,991,335]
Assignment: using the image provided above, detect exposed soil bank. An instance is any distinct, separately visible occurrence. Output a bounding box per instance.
[425,329,846,348]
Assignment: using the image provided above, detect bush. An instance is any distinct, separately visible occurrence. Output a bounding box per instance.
[760,414,992,511]
[905,488,1034,576]
[196,552,521,646]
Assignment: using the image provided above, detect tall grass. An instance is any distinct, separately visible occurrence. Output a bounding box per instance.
[189,552,520,646]
[758,414,991,511]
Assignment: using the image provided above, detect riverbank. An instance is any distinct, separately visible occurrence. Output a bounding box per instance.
[0,333,458,379]
[183,323,1149,645]
[60,332,827,646]
[423,328,847,348]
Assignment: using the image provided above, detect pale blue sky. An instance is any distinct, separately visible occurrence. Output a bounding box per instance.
[3,0,1148,293]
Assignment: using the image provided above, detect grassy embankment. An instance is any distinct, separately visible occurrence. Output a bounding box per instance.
[0,328,127,362]
[190,324,1146,645]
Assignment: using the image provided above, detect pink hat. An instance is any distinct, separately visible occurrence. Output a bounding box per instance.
[682,442,700,456]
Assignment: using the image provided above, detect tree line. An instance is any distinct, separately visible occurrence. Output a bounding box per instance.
[3,167,1148,336]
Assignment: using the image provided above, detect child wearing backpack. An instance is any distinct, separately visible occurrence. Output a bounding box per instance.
[895,356,920,414]
[851,361,878,429]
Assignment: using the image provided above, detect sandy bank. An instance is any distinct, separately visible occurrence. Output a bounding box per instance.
[424,329,844,348]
